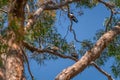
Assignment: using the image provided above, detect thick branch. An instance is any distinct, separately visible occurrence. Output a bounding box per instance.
[55,25,120,80]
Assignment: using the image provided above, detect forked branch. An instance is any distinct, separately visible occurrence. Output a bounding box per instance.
[55,25,120,80]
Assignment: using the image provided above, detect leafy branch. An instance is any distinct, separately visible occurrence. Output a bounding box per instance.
[55,25,120,80]
[23,40,115,80]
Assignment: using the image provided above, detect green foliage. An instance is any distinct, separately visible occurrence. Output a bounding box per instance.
[24,11,79,64]
[115,0,120,7]
[0,0,120,79]
[95,49,110,66]
[107,35,120,59]
[79,40,93,56]
[0,0,7,8]
[0,59,3,67]
[110,0,120,8]
[76,0,98,8]
[30,26,79,64]
[93,25,120,77]
[111,62,120,78]
[25,11,55,43]
[79,39,110,66]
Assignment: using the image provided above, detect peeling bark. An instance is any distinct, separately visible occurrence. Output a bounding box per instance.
[55,26,120,80]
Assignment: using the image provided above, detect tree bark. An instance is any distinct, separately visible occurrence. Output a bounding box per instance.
[55,25,120,80]
[5,49,25,80]
[0,67,5,80]
[0,0,27,80]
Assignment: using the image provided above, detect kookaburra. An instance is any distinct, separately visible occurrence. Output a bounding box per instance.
[68,12,78,23]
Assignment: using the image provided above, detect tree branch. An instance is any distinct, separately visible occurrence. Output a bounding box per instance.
[24,0,80,31]
[44,0,79,10]
[22,41,78,62]
[105,9,114,32]
[55,25,120,80]
[98,0,115,32]
[22,40,115,80]
[67,7,82,43]
[90,61,114,80]
[21,47,34,80]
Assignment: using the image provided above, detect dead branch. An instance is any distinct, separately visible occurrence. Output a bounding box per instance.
[55,25,120,80]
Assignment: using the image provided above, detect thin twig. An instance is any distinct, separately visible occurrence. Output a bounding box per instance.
[21,47,34,80]
[67,5,82,43]
[98,0,114,32]
[71,29,82,43]
[105,9,113,32]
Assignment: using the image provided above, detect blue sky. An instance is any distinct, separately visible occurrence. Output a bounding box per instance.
[28,3,120,80]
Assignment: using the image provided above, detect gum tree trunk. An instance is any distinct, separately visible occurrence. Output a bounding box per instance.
[0,0,27,80]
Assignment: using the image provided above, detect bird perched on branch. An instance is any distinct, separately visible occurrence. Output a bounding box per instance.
[68,12,78,23]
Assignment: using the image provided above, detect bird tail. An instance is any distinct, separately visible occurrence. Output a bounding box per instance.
[73,17,78,23]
